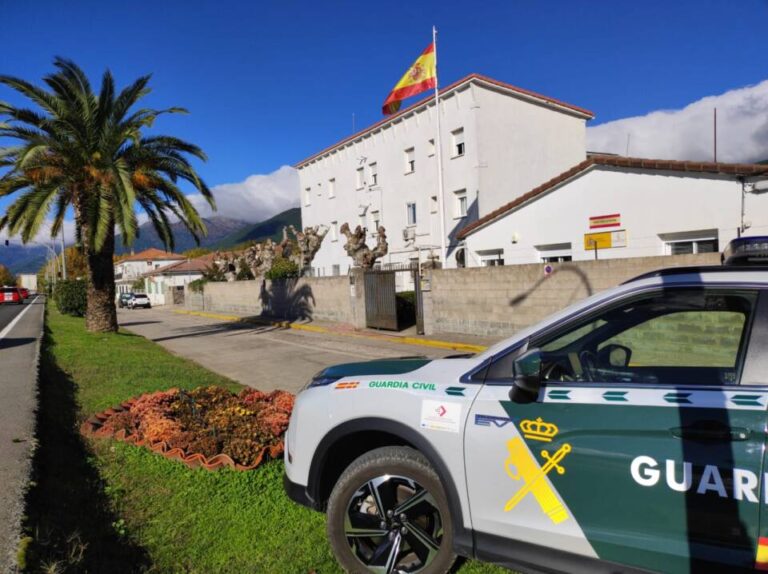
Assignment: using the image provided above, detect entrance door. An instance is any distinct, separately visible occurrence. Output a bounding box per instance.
[465,287,765,573]
[364,270,398,330]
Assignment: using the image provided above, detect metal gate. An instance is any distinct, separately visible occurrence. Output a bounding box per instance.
[364,270,398,330]
[364,268,424,333]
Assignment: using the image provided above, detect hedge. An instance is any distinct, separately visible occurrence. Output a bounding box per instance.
[53,280,87,317]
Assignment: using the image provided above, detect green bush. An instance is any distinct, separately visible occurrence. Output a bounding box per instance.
[53,280,87,317]
[265,257,299,280]
[188,278,208,293]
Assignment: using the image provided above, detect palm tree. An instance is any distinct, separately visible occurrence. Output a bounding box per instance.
[0,58,215,332]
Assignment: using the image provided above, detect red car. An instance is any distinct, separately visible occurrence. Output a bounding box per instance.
[19,287,29,299]
[0,286,23,305]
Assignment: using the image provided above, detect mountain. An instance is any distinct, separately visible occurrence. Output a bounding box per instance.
[214,207,302,248]
[116,217,249,254]
[0,244,49,274]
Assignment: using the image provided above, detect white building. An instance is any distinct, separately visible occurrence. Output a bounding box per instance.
[114,248,184,296]
[458,156,768,265]
[141,256,209,306]
[297,73,593,282]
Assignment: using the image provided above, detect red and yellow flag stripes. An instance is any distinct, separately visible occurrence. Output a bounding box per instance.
[382,43,437,115]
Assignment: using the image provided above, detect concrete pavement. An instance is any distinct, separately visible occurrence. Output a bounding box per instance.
[117,307,500,393]
[0,296,44,573]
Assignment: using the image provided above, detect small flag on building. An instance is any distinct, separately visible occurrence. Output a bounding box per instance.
[382,43,437,115]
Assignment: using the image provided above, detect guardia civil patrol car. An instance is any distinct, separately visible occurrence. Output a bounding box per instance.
[284,237,768,574]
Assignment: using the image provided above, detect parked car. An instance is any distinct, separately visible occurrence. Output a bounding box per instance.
[128,293,151,309]
[284,236,768,574]
[118,292,134,308]
[0,286,23,305]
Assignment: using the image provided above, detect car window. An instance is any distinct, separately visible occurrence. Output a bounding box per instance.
[532,289,756,386]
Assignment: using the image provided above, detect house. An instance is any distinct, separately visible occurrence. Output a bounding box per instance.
[297,73,594,284]
[141,255,212,306]
[114,248,184,296]
[458,156,768,265]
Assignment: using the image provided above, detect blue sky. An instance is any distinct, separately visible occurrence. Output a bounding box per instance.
[1,0,767,228]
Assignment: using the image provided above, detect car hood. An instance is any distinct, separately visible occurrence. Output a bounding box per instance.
[319,357,433,378]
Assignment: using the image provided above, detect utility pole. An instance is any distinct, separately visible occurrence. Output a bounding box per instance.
[60,225,67,280]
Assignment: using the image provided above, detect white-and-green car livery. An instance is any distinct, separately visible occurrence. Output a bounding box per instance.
[285,249,768,574]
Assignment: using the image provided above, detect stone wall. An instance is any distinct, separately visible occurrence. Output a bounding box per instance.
[183,276,357,324]
[423,253,721,337]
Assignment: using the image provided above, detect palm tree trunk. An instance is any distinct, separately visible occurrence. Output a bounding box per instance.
[84,225,118,333]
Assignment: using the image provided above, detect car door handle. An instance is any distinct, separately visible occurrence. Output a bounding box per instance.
[670,425,750,442]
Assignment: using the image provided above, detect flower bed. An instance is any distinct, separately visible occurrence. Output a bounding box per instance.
[81,386,294,471]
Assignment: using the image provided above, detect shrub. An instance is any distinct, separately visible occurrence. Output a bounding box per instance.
[53,280,87,317]
[265,257,299,280]
[93,386,295,467]
[188,278,207,293]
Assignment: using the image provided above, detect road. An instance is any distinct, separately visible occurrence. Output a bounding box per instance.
[0,296,45,572]
[0,299,30,334]
[118,307,471,393]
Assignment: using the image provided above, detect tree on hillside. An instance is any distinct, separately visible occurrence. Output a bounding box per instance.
[0,59,215,331]
[182,246,211,259]
[0,264,15,286]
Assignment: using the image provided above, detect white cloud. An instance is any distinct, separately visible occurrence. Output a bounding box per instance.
[587,79,768,164]
[0,218,76,247]
[188,164,299,223]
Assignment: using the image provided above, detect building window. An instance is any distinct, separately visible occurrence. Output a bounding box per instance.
[332,264,340,276]
[669,238,719,255]
[369,162,378,186]
[304,187,311,206]
[451,128,465,157]
[405,148,415,174]
[406,202,417,226]
[356,167,365,189]
[454,189,467,218]
[536,242,572,263]
[328,178,335,198]
[430,195,438,213]
[370,210,380,232]
[478,249,503,266]
[427,139,435,157]
[331,221,338,242]
[659,230,719,256]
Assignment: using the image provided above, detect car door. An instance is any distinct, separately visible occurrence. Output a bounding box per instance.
[465,286,766,574]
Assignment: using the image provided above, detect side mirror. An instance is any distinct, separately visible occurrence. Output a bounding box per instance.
[598,344,632,368]
[509,348,543,404]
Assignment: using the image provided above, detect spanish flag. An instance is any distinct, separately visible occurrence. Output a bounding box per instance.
[382,43,437,115]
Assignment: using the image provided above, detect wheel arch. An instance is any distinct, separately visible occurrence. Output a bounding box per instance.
[307,417,474,556]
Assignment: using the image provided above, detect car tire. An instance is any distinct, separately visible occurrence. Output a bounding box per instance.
[326,446,456,574]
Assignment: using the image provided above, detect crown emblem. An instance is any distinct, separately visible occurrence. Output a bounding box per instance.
[520,417,558,442]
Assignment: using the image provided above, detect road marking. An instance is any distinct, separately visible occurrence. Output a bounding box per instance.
[0,296,39,341]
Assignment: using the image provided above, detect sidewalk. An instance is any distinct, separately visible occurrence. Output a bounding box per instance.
[118,307,502,393]
[171,308,501,353]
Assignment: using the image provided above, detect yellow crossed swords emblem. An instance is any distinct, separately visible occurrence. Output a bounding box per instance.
[503,417,571,524]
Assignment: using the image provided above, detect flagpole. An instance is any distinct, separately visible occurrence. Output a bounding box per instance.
[432,25,448,267]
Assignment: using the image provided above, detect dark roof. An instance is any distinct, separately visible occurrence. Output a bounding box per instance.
[457,156,768,240]
[294,73,594,168]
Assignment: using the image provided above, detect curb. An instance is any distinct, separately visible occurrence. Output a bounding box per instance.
[172,309,488,353]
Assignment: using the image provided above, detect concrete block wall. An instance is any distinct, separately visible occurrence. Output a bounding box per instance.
[182,276,356,324]
[424,253,721,337]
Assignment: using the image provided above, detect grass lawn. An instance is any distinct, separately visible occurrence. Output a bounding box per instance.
[23,307,507,573]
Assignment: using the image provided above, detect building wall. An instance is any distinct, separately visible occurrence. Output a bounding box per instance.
[115,257,183,294]
[185,276,356,324]
[424,253,721,336]
[463,167,767,266]
[474,86,586,219]
[299,80,588,275]
[145,272,203,306]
